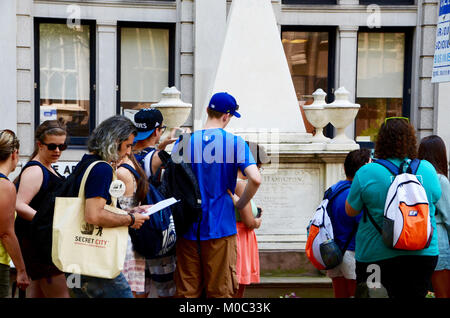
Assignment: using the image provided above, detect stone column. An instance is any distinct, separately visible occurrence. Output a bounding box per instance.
[437,82,450,149]
[17,0,34,158]
[0,0,17,132]
[417,0,439,140]
[176,0,195,127]
[193,0,227,129]
[338,25,359,141]
[96,21,117,124]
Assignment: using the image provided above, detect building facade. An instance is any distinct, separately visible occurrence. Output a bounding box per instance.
[1,0,449,166]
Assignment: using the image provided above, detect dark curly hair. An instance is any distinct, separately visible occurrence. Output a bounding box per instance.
[374,118,417,160]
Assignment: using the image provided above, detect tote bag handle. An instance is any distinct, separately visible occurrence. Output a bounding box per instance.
[78,160,118,209]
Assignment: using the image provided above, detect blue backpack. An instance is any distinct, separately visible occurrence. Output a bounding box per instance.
[119,163,177,259]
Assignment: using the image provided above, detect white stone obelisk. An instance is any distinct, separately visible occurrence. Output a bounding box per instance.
[200,0,307,136]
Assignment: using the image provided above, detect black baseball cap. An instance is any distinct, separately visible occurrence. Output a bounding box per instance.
[133,108,164,141]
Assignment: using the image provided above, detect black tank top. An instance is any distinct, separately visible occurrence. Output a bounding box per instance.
[15,161,64,239]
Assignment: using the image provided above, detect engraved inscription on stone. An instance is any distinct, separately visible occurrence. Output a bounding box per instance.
[252,167,321,236]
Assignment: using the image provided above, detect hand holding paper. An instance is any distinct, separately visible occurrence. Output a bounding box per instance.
[142,197,180,216]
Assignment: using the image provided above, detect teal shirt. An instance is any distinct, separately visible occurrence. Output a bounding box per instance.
[347,158,441,263]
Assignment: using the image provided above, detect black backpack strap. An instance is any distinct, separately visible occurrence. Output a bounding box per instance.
[341,221,359,254]
[363,206,382,235]
[158,150,171,166]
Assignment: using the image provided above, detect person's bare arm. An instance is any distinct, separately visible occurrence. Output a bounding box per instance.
[0,181,30,290]
[16,166,43,221]
[235,165,261,210]
[117,166,135,198]
[231,181,261,230]
[85,197,149,229]
[345,200,361,217]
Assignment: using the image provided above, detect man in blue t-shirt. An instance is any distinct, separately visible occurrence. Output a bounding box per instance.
[326,149,371,298]
[173,92,262,298]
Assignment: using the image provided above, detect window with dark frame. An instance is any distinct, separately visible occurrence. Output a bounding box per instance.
[34,18,96,146]
[359,0,414,5]
[281,27,336,136]
[116,22,175,116]
[355,29,412,146]
[282,0,337,4]
[282,0,414,5]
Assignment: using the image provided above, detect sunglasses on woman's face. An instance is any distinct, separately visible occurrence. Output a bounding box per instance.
[41,142,67,151]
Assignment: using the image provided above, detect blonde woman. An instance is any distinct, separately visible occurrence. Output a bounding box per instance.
[0,130,29,297]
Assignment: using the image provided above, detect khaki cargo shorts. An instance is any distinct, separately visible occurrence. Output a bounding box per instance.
[174,235,238,298]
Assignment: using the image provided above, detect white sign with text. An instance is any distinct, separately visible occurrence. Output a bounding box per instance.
[432,0,450,83]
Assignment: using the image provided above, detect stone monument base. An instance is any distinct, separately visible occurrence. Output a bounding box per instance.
[243,140,359,252]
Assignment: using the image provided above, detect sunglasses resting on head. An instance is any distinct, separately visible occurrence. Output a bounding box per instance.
[384,116,409,125]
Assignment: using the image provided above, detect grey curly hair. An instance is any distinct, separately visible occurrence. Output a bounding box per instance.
[88,115,137,162]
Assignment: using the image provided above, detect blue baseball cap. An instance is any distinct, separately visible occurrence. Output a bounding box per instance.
[208,92,241,118]
[133,108,164,141]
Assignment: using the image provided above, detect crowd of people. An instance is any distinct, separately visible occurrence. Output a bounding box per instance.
[325,117,450,298]
[0,94,449,299]
[0,92,265,299]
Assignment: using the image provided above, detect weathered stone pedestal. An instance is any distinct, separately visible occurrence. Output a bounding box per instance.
[229,129,359,275]
[231,130,358,252]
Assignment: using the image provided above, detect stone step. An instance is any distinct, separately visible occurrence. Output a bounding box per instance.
[249,247,335,298]
[256,234,307,251]
[244,276,333,298]
[258,249,321,277]
[259,276,332,286]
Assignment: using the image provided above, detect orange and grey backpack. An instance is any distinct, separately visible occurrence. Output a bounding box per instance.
[366,159,433,251]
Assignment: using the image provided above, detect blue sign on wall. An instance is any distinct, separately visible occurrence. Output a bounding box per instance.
[432,0,450,83]
[440,0,450,15]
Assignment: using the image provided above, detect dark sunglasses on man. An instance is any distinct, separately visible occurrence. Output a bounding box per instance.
[41,142,68,151]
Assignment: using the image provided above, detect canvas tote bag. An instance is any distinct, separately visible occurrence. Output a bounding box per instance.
[52,161,128,279]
